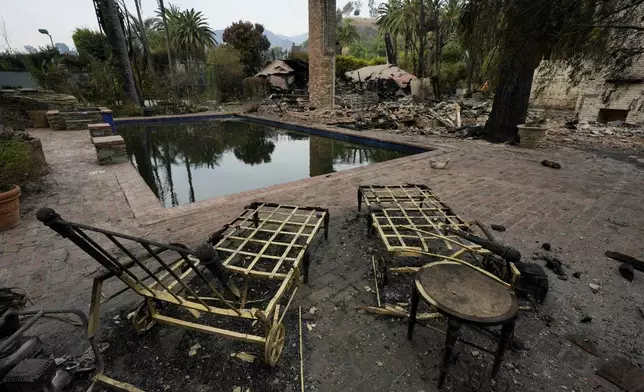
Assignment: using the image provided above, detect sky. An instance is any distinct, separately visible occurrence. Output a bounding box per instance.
[0,0,374,52]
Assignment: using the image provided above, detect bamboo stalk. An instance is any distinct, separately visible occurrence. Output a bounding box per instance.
[371,256,381,307]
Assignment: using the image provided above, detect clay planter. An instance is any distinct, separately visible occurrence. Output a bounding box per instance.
[517,124,548,149]
[0,185,21,231]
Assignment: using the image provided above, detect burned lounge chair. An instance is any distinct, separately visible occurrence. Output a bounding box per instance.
[37,201,329,391]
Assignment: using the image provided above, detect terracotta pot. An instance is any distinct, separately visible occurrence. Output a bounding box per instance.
[517,124,547,149]
[27,110,50,128]
[0,185,21,231]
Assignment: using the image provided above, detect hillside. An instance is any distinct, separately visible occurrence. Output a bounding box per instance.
[213,29,308,49]
[213,18,376,49]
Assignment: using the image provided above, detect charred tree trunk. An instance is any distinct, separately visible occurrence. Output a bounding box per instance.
[134,0,156,78]
[483,4,541,143]
[158,0,174,77]
[99,0,139,105]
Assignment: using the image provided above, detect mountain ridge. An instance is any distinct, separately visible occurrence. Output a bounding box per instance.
[213,29,308,49]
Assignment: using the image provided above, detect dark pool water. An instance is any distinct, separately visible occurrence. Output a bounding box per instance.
[118,119,411,207]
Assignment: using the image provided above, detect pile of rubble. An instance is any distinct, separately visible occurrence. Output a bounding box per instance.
[343,64,416,99]
[543,119,644,154]
[257,86,644,155]
[260,93,492,137]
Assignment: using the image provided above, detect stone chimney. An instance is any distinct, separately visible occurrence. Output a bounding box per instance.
[308,0,336,109]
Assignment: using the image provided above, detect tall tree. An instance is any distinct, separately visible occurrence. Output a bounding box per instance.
[72,28,110,61]
[222,21,271,76]
[157,0,174,74]
[462,0,644,143]
[368,0,378,18]
[98,0,139,105]
[170,9,216,62]
[342,2,356,16]
[134,0,155,76]
[337,19,360,48]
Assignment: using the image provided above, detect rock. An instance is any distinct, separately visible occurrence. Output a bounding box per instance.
[491,224,506,232]
[301,312,316,321]
[588,283,600,293]
[541,243,552,251]
[541,160,562,169]
[572,271,581,279]
[541,255,566,277]
[580,315,592,323]
[619,263,634,282]
[567,334,599,356]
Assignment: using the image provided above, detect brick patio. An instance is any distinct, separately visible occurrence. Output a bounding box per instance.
[1,117,643,391]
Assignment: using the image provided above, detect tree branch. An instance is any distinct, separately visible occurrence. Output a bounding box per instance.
[585,24,644,32]
[595,0,644,19]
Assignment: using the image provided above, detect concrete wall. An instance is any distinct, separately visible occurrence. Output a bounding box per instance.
[530,65,580,110]
[308,0,336,109]
[531,58,644,124]
[578,82,644,124]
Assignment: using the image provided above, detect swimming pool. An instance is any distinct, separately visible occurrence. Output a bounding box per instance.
[116,118,423,208]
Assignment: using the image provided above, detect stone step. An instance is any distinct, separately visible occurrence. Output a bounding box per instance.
[88,122,111,130]
[65,119,94,131]
[92,135,125,146]
[88,123,113,137]
[92,135,127,165]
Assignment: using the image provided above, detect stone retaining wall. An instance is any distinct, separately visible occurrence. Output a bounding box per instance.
[47,107,109,130]
[92,135,128,165]
[88,123,113,137]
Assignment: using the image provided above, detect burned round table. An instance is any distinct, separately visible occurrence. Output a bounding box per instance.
[407,261,519,389]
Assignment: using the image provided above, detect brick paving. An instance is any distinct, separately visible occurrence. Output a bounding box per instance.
[1,119,643,391]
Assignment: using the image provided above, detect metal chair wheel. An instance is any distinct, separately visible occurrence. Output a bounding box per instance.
[264,323,286,366]
[132,301,156,334]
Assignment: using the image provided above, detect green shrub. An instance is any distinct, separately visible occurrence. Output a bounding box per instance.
[206,47,244,102]
[441,42,464,63]
[0,136,35,187]
[368,57,387,66]
[113,101,143,117]
[289,52,309,63]
[242,77,269,99]
[439,61,468,94]
[336,55,386,78]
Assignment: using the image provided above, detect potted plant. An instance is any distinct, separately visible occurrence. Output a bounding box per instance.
[0,128,37,230]
[517,116,549,149]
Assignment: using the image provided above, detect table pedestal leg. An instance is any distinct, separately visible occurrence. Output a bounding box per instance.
[438,318,461,389]
[492,318,516,378]
[407,283,419,340]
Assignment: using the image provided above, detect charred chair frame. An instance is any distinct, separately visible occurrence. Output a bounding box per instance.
[37,202,329,391]
[357,184,519,286]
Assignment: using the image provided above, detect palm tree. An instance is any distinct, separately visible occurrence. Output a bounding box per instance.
[376,1,419,70]
[336,19,360,49]
[98,0,139,105]
[440,0,463,41]
[134,0,155,76]
[157,0,174,74]
[170,9,217,62]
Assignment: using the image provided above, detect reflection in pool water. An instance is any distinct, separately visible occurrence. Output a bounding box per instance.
[118,119,411,207]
